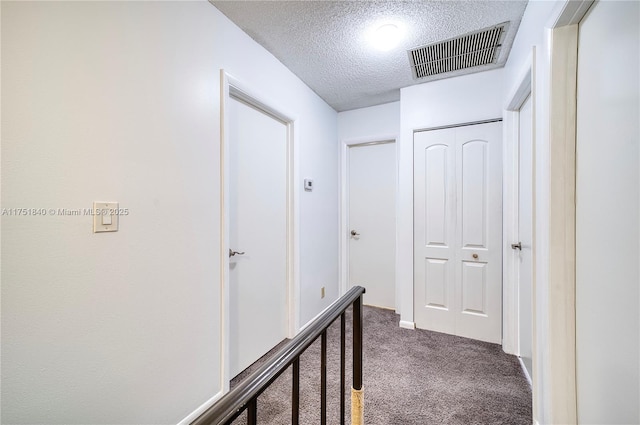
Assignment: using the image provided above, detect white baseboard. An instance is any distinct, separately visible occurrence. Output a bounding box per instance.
[399,320,415,330]
[517,356,533,388]
[177,391,224,425]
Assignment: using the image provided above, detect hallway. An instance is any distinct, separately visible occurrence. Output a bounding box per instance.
[232,306,531,424]
[2,1,637,422]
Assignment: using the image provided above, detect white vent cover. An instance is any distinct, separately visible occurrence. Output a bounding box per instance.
[408,23,508,80]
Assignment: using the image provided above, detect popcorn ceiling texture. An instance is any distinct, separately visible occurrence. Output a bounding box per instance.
[211,1,528,111]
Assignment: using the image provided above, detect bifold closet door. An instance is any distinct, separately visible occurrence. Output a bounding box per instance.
[414,121,502,343]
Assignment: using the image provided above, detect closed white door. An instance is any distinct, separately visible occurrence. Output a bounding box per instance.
[228,96,288,378]
[348,142,396,309]
[517,95,533,378]
[414,122,502,343]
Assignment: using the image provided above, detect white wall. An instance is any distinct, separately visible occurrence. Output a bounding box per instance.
[338,102,400,142]
[576,1,640,423]
[397,69,504,327]
[0,1,338,423]
[503,0,558,98]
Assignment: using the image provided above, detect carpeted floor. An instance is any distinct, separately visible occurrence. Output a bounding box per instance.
[231,305,531,424]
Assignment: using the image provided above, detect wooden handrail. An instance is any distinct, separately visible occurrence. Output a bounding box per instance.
[192,286,366,425]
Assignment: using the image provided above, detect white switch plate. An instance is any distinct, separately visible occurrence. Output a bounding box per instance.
[93,202,119,233]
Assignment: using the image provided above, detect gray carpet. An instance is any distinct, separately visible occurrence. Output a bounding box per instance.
[231,305,531,424]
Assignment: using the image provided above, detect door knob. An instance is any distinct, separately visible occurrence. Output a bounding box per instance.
[229,249,246,257]
[350,230,360,236]
[511,242,522,250]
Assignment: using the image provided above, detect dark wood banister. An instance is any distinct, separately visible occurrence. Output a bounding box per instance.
[192,285,366,425]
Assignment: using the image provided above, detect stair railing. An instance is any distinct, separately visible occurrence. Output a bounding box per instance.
[191,286,366,425]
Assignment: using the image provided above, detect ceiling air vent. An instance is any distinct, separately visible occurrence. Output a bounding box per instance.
[408,23,507,80]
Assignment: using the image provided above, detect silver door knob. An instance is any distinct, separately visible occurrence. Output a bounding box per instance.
[350,230,360,236]
[511,242,522,250]
[229,249,246,257]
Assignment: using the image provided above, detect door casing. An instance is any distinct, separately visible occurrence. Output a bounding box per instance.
[219,70,299,392]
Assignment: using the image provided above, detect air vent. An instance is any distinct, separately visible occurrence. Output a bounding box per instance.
[408,23,507,79]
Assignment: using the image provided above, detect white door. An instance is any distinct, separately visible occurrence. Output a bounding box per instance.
[517,95,533,379]
[348,142,396,309]
[228,96,288,378]
[414,122,502,343]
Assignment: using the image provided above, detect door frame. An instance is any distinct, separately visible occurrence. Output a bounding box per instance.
[219,70,300,391]
[538,2,593,422]
[510,1,593,422]
[339,135,399,310]
[502,49,535,359]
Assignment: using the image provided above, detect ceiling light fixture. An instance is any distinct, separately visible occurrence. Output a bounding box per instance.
[370,23,403,52]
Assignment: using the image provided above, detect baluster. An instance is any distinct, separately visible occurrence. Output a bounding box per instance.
[292,358,300,425]
[340,312,346,425]
[352,296,364,425]
[353,296,363,390]
[247,398,257,425]
[321,330,327,425]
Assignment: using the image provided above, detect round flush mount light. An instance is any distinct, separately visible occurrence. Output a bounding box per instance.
[370,23,403,52]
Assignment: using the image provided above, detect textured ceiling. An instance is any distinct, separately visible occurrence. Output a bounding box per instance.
[212,1,529,112]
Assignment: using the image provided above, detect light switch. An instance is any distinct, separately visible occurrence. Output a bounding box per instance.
[93,202,118,233]
[102,211,112,225]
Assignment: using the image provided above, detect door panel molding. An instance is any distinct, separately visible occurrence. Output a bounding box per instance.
[220,70,299,392]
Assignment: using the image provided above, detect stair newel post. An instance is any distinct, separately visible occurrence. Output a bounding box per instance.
[351,294,364,425]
